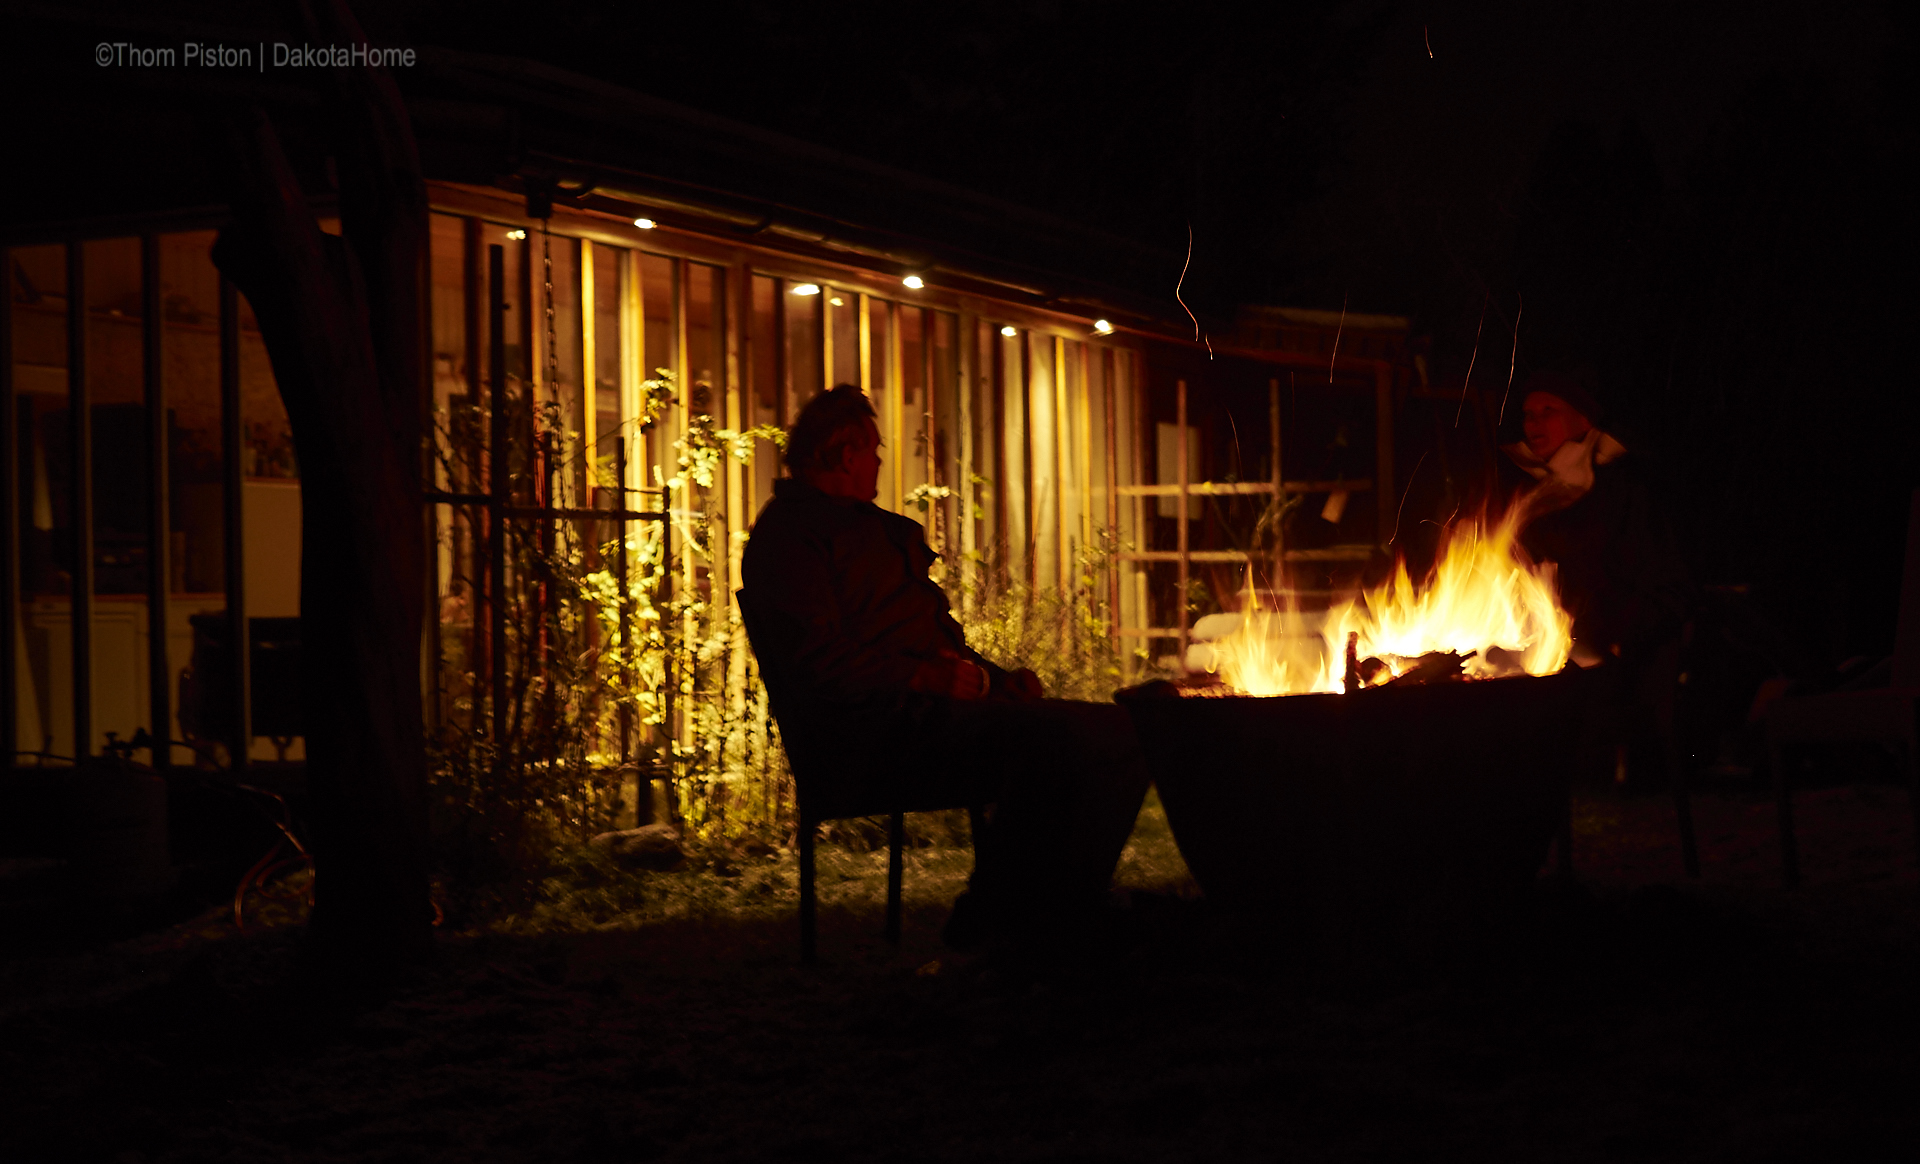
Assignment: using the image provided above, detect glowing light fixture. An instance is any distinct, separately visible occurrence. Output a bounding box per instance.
[829,296,845,306]
[633,217,657,230]
[791,283,821,296]
[1094,319,1114,334]
[1000,325,1018,337]
[902,274,925,289]
[505,229,527,240]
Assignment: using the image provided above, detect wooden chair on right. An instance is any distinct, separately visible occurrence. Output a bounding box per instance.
[1763,488,1920,888]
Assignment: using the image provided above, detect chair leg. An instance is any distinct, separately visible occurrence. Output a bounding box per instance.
[885,810,904,945]
[1770,738,1801,890]
[799,818,818,964]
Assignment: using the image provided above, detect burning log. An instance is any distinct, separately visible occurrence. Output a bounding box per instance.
[1205,506,1571,696]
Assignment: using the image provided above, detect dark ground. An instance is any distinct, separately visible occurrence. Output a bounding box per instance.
[2,779,1915,1164]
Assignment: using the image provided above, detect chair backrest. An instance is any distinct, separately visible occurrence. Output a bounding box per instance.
[735,588,783,705]
[1893,488,1920,688]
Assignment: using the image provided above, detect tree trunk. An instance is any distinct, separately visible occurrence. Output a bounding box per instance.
[211,0,432,962]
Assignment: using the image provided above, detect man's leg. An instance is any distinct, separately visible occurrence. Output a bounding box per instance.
[930,699,1152,939]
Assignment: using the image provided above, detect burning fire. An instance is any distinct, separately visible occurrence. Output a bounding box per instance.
[1207,506,1572,695]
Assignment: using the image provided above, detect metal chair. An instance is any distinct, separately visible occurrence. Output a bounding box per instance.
[736,587,977,962]
[1763,488,1920,888]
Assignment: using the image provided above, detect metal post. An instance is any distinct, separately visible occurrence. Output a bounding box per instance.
[70,244,94,761]
[143,234,170,774]
[1103,348,1119,655]
[488,244,508,749]
[1176,378,1189,667]
[218,275,247,774]
[616,434,632,761]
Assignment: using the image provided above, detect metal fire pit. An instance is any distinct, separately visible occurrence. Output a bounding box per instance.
[1117,668,1591,964]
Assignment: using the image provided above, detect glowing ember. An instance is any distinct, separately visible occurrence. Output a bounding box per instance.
[1207,505,1572,695]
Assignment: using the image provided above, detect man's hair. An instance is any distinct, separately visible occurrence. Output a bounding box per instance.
[785,384,876,476]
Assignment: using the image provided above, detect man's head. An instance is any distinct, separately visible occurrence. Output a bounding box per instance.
[786,384,881,501]
[1519,371,1601,461]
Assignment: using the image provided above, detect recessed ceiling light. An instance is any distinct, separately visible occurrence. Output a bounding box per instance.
[902,275,925,289]
[1093,319,1114,334]
[633,217,657,230]
[791,283,821,296]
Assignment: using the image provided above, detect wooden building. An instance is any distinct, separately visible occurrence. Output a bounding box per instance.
[3,27,1425,775]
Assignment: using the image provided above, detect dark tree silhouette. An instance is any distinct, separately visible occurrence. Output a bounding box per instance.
[212,0,432,963]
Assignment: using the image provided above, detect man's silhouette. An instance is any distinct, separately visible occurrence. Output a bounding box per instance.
[742,385,1151,949]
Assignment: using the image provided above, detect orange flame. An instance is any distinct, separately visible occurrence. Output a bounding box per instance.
[1208,506,1571,695]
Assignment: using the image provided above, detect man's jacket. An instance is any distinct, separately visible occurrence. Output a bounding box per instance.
[740,478,1003,732]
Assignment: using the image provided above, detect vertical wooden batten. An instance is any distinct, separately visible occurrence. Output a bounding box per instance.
[857,291,872,397]
[0,245,17,765]
[1053,335,1070,595]
[580,239,596,498]
[1076,340,1092,590]
[954,312,976,604]
[886,299,903,512]
[142,234,170,772]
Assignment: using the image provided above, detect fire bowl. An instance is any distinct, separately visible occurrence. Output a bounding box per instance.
[1116,668,1591,966]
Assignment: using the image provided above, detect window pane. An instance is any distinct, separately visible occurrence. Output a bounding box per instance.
[828,287,858,388]
[866,297,894,509]
[686,262,721,418]
[784,280,820,410]
[640,253,677,478]
[428,214,480,729]
[81,238,147,757]
[10,244,70,759]
[158,231,225,767]
[593,242,623,491]
[748,274,778,517]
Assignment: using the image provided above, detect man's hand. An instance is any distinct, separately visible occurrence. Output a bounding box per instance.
[911,649,990,700]
[1005,668,1043,701]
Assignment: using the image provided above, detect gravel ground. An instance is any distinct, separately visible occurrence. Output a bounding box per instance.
[2,782,1915,1164]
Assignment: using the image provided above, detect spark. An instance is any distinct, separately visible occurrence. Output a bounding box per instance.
[1498,292,1523,425]
[1425,25,1434,58]
[1175,223,1212,359]
[1388,451,1428,547]
[1328,293,1347,383]
[1455,292,1488,428]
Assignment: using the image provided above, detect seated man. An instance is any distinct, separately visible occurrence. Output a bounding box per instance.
[741,384,1152,949]
[1501,370,1691,670]
[1502,370,1693,787]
